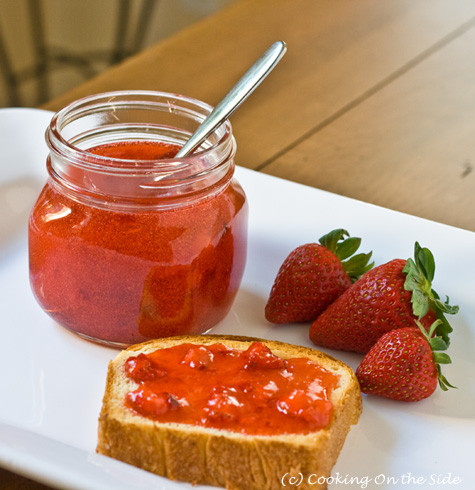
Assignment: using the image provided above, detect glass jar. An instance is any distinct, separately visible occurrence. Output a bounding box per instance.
[28,91,248,347]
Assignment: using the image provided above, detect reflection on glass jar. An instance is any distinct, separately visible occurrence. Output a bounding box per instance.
[28,91,248,347]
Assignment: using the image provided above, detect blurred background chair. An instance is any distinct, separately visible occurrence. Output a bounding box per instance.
[0,0,235,107]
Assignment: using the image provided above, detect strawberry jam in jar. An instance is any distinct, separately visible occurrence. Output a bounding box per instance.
[28,91,248,347]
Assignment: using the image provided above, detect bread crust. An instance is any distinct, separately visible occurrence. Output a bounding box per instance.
[97,334,362,489]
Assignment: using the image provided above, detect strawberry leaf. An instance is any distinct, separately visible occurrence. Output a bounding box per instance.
[431,294,458,341]
[416,320,456,391]
[343,253,374,277]
[319,229,347,254]
[437,367,457,391]
[414,242,435,282]
[403,243,458,345]
[336,237,361,260]
[410,288,430,318]
[433,295,459,315]
[319,229,374,282]
[429,336,448,351]
[434,309,454,340]
[432,352,452,364]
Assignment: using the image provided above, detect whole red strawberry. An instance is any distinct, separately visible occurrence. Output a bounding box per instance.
[265,229,373,324]
[309,242,458,353]
[356,321,455,402]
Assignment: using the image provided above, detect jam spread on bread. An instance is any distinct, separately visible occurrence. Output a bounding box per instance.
[123,342,340,435]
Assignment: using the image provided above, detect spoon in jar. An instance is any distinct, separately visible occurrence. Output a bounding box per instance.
[176,40,287,158]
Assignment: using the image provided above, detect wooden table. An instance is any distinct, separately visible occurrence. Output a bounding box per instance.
[4,0,475,487]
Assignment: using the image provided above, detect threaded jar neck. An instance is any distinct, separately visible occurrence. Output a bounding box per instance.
[45,91,236,210]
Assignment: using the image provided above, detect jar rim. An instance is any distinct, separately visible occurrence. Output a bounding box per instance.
[44,90,237,209]
[46,90,234,173]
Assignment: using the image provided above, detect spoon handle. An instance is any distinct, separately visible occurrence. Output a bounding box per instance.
[176,40,287,158]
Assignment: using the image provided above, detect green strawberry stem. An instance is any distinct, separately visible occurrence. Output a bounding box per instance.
[319,229,373,282]
[416,320,456,391]
[403,242,459,345]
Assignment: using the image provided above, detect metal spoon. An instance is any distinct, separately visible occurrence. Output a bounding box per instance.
[176,40,287,158]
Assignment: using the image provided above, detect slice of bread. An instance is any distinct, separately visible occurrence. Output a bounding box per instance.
[97,334,361,490]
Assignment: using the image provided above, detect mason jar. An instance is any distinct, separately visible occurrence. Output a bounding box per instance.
[28,91,248,347]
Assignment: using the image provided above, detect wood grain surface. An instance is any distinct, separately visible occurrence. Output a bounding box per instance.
[39,0,475,231]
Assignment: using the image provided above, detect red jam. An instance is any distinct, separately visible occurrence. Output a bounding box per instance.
[28,141,247,345]
[124,342,340,435]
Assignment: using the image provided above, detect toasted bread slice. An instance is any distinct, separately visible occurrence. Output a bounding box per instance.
[97,334,361,490]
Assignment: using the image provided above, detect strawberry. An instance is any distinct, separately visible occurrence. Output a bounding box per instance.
[355,321,455,402]
[265,229,373,324]
[309,242,458,353]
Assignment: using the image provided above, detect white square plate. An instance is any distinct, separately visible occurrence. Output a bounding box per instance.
[0,108,473,489]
